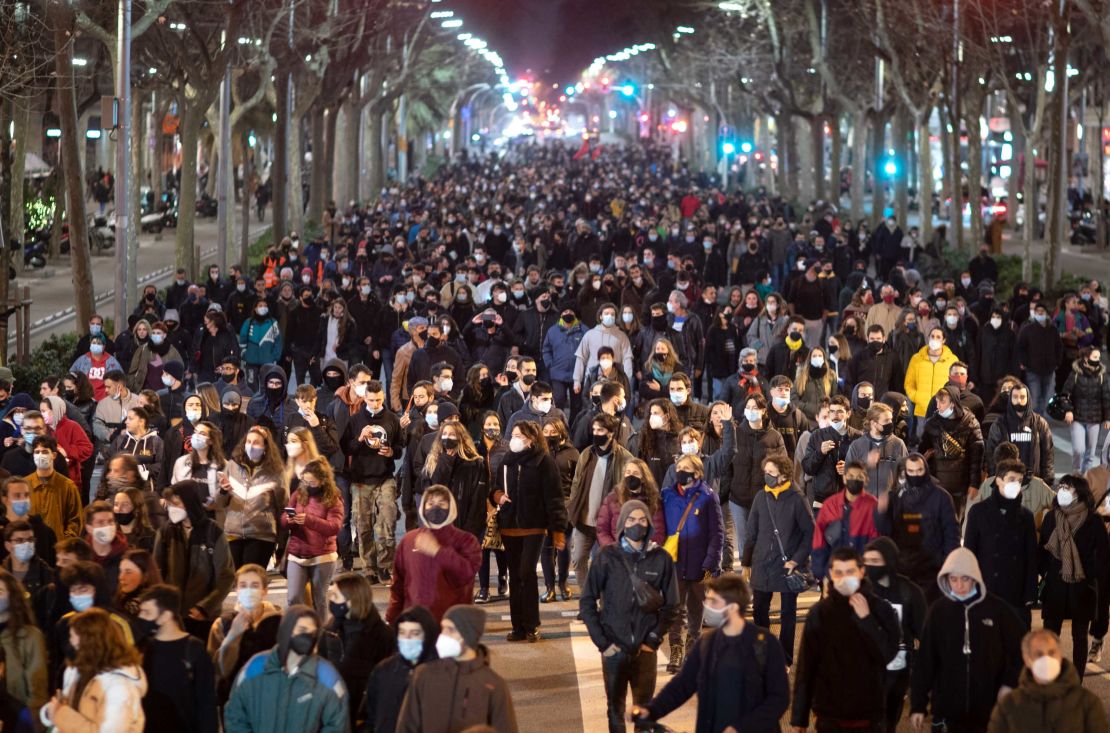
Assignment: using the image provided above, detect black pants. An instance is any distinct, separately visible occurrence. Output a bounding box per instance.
[816,721,882,733]
[291,348,321,386]
[753,589,799,665]
[503,534,544,633]
[601,647,656,733]
[883,667,911,733]
[541,525,571,590]
[479,548,507,592]
[336,475,353,566]
[1044,612,1093,678]
[229,538,276,570]
[1091,559,1110,639]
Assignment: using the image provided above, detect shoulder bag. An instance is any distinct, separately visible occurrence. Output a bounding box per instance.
[616,549,664,613]
[766,495,816,594]
[662,498,696,562]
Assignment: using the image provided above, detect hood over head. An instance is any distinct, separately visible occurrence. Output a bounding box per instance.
[165,480,210,526]
[277,604,320,664]
[418,485,458,529]
[322,358,348,382]
[255,364,289,400]
[936,547,986,602]
[865,536,900,569]
[393,605,439,664]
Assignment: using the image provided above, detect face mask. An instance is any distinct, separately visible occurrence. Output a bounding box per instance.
[32,454,52,471]
[167,505,188,524]
[743,408,762,425]
[928,338,943,352]
[284,440,305,458]
[12,541,34,563]
[945,315,959,329]
[624,523,649,542]
[533,399,552,415]
[162,373,176,387]
[434,633,465,661]
[1057,488,1074,507]
[906,473,928,488]
[830,419,846,432]
[702,602,733,628]
[949,586,977,602]
[91,525,116,545]
[11,498,30,517]
[69,593,95,612]
[764,473,782,488]
[185,410,202,424]
[1033,313,1046,324]
[833,575,860,596]
[398,637,423,662]
[191,432,211,451]
[509,436,527,453]
[1031,655,1062,683]
[845,478,865,495]
[621,312,635,325]
[772,395,790,410]
[89,323,103,335]
[680,441,699,456]
[676,470,695,487]
[246,445,265,463]
[864,565,888,586]
[290,632,315,656]
[599,313,617,328]
[648,414,665,430]
[810,356,825,368]
[441,436,460,451]
[669,391,687,406]
[938,406,954,419]
[424,506,449,526]
[90,344,105,356]
[151,334,165,346]
[237,283,247,293]
[237,587,262,611]
[1001,481,1022,500]
[353,384,368,398]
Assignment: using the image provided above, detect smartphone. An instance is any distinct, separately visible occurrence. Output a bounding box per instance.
[284,507,297,517]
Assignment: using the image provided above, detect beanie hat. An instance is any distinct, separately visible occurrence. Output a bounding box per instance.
[443,605,486,650]
[435,402,460,423]
[162,361,185,383]
[616,499,651,539]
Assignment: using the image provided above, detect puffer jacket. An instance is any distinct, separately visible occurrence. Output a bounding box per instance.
[918,386,984,497]
[215,461,287,543]
[224,650,347,733]
[541,321,587,382]
[1060,358,1110,425]
[491,447,567,533]
[904,345,959,416]
[54,665,148,733]
[595,492,666,547]
[728,422,786,509]
[661,479,724,580]
[280,491,344,559]
[743,485,815,592]
[987,661,1108,733]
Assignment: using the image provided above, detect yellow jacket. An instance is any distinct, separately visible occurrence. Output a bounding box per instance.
[903,345,959,416]
[27,470,83,539]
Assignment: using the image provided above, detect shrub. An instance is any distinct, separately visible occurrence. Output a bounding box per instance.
[11,332,80,395]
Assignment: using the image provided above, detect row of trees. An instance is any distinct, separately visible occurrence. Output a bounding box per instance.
[0,0,498,345]
[627,0,1110,287]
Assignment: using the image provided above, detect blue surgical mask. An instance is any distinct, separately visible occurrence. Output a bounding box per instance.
[12,541,33,563]
[69,593,94,612]
[398,637,423,663]
[245,445,264,463]
[11,499,30,517]
[772,395,790,410]
[21,432,35,452]
[949,587,977,602]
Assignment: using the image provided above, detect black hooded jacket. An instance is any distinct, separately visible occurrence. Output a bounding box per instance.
[864,537,928,667]
[365,605,439,733]
[918,385,984,496]
[246,364,298,435]
[984,400,1053,481]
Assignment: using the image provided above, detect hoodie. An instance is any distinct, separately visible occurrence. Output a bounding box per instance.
[365,606,439,733]
[910,548,1025,727]
[246,364,297,431]
[385,490,482,623]
[54,665,148,733]
[864,536,927,669]
[579,499,680,653]
[918,385,984,496]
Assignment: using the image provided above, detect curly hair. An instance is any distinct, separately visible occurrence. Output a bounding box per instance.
[68,608,142,703]
[295,458,341,508]
[0,569,36,633]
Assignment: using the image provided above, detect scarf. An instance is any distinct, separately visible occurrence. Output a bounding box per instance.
[764,480,791,499]
[1046,502,1088,583]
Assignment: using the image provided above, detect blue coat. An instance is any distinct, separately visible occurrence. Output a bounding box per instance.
[224,649,348,733]
[239,316,283,366]
[542,322,586,382]
[661,479,724,581]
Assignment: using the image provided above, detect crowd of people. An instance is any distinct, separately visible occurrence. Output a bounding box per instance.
[0,140,1107,732]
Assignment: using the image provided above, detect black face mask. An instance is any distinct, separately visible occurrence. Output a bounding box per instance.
[624,475,643,491]
[764,473,781,488]
[906,473,928,488]
[306,484,323,497]
[857,396,872,410]
[676,470,695,486]
[864,565,888,584]
[425,336,441,349]
[424,506,449,525]
[323,374,344,390]
[114,511,135,526]
[328,601,349,621]
[137,617,160,639]
[289,632,316,656]
[545,436,561,450]
[624,524,649,542]
[740,363,755,373]
[867,341,883,354]
[441,437,460,451]
[521,374,537,387]
[1011,402,1028,418]
[592,432,612,452]
[879,422,895,438]
[845,479,865,496]
[652,352,666,362]
[505,370,519,384]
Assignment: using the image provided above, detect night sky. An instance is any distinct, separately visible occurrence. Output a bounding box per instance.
[448,0,698,83]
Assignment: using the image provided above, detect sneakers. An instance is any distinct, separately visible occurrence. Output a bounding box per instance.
[540,588,557,603]
[377,569,392,587]
[558,583,573,601]
[1090,638,1103,663]
[666,643,683,674]
[474,590,491,604]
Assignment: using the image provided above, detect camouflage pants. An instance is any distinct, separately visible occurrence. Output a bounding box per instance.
[351,479,398,575]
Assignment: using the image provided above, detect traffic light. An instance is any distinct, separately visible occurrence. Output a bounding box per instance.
[739,141,753,154]
[619,83,636,97]
[722,141,736,155]
[881,156,899,178]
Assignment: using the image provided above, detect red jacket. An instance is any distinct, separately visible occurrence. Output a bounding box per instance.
[810,490,879,579]
[281,493,344,558]
[595,491,666,547]
[386,525,481,624]
[55,417,93,490]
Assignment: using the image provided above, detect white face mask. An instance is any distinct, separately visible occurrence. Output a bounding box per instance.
[810,356,824,368]
[1031,655,1062,683]
[237,587,261,611]
[167,505,188,524]
[928,338,943,352]
[833,575,860,596]
[648,414,665,430]
[91,525,116,545]
[598,358,613,371]
[185,410,202,423]
[439,378,454,393]
[354,384,368,398]
[680,441,698,456]
[744,408,761,424]
[285,442,303,458]
[533,399,552,415]
[509,436,527,453]
[435,634,462,659]
[1001,481,1022,500]
[1056,488,1074,507]
[990,316,1003,329]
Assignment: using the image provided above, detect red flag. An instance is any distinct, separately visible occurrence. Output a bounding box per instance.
[573,139,590,160]
[591,144,603,160]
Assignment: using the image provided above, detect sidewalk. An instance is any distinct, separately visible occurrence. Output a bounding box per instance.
[14,218,269,350]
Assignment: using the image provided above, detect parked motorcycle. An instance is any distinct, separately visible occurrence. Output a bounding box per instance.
[196,192,218,218]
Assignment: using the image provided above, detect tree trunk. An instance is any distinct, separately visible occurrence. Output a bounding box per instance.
[272,73,289,240]
[917,110,934,245]
[894,105,910,229]
[797,116,815,204]
[965,104,984,255]
[1044,82,1065,291]
[811,114,826,203]
[52,6,94,330]
[828,112,842,207]
[870,112,887,224]
[175,104,204,279]
[368,106,385,200]
[946,101,964,252]
[780,113,798,203]
[289,111,304,235]
[309,107,325,222]
[1022,134,1037,281]
[1007,105,1023,234]
[128,90,142,311]
[240,131,251,268]
[343,96,360,205]
[323,106,337,204]
[0,101,10,361]
[10,99,28,278]
[850,109,866,223]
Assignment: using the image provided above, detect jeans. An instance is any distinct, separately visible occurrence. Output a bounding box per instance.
[803,318,825,351]
[1026,370,1055,416]
[572,527,598,591]
[541,526,571,591]
[711,377,729,402]
[753,589,799,665]
[351,479,399,575]
[287,560,336,616]
[729,502,749,566]
[601,647,657,733]
[668,578,705,646]
[1071,421,1101,473]
[229,539,276,569]
[478,548,507,593]
[773,262,789,293]
[503,533,545,633]
[551,380,574,413]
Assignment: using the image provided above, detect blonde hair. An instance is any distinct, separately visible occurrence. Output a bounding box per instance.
[675,454,704,476]
[644,337,681,374]
[423,421,481,476]
[794,346,835,396]
[284,426,322,486]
